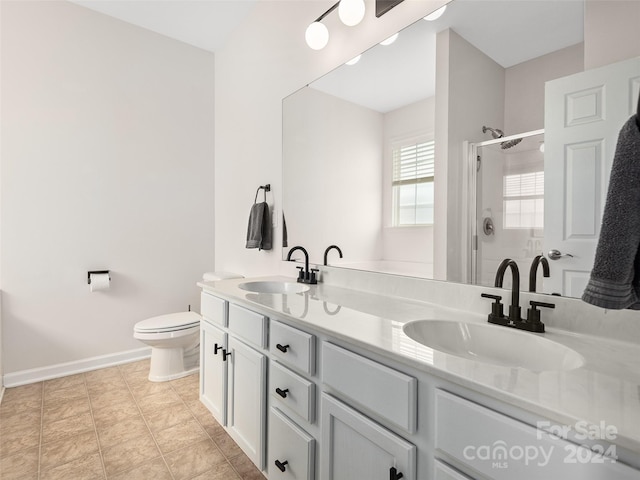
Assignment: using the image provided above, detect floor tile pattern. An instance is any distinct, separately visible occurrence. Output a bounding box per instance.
[0,360,265,480]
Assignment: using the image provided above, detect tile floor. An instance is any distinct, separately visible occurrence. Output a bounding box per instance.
[0,359,265,480]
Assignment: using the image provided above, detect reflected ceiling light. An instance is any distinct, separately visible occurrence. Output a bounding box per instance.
[305,21,329,50]
[345,55,362,65]
[424,5,447,21]
[305,0,366,50]
[539,142,545,153]
[380,33,399,46]
[339,0,366,26]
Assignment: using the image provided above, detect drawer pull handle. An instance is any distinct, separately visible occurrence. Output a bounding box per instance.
[222,349,232,361]
[390,467,403,480]
[275,388,289,398]
[214,343,223,355]
[276,343,290,353]
[275,460,288,472]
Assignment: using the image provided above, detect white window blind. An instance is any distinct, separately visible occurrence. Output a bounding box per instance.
[392,139,435,226]
[503,171,544,229]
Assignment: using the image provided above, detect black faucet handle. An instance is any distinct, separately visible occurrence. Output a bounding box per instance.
[524,300,555,333]
[481,293,504,319]
[296,266,305,281]
[309,268,319,284]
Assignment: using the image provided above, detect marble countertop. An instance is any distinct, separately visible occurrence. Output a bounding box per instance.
[199,276,640,457]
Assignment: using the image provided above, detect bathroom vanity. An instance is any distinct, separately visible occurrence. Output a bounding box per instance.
[198,275,640,480]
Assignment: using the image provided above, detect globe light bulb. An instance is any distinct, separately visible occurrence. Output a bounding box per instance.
[424,5,447,21]
[338,0,365,27]
[345,55,361,66]
[305,21,329,50]
[380,33,399,46]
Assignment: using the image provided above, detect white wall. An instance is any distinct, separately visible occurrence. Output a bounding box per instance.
[584,0,640,70]
[434,29,505,283]
[382,96,435,268]
[213,0,449,278]
[505,43,584,135]
[0,1,215,375]
[283,87,383,264]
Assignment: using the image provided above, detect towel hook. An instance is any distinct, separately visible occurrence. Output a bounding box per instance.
[254,184,270,203]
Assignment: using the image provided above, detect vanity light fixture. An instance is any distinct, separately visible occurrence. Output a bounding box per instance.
[305,0,366,50]
[423,4,447,21]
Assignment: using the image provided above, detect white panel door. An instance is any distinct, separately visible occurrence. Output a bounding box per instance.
[320,393,416,480]
[544,56,640,296]
[200,320,227,425]
[226,336,267,470]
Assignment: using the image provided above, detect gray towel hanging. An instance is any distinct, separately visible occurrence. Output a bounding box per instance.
[246,186,272,251]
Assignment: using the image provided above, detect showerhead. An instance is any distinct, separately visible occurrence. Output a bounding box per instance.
[501,137,522,149]
[482,126,504,139]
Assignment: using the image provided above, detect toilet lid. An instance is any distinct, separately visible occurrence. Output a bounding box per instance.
[134,312,200,333]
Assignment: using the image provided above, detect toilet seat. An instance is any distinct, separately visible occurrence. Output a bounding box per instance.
[134,312,200,334]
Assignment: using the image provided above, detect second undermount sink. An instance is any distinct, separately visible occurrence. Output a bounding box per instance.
[402,320,584,372]
[238,281,310,295]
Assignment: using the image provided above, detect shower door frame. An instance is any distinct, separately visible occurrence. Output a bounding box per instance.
[467,129,545,285]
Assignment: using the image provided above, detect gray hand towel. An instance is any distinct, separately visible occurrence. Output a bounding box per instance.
[246,202,272,251]
[583,114,640,309]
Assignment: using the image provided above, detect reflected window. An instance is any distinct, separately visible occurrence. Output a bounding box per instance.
[392,138,434,226]
[503,171,544,229]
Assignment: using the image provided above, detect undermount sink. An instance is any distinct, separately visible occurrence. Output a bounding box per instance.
[402,320,584,372]
[238,281,310,295]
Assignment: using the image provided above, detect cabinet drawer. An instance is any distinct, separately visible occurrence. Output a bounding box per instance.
[228,303,267,349]
[270,320,315,375]
[435,390,638,480]
[271,361,315,423]
[201,292,227,327]
[269,407,315,480]
[322,342,417,433]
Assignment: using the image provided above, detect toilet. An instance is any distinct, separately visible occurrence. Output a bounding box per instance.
[133,272,243,382]
[134,311,201,382]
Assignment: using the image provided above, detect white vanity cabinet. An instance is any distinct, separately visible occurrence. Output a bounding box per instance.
[268,320,318,480]
[199,318,227,425]
[320,393,416,480]
[320,342,417,480]
[226,335,267,470]
[199,293,268,471]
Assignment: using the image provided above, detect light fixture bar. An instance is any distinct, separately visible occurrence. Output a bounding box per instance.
[315,2,340,22]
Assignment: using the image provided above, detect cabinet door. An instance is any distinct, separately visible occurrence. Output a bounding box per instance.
[269,407,315,480]
[226,336,267,470]
[200,320,227,425]
[321,393,416,480]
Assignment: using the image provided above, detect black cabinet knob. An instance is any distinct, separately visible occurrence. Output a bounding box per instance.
[275,388,289,398]
[214,343,223,355]
[276,343,290,353]
[275,459,288,472]
[222,349,232,361]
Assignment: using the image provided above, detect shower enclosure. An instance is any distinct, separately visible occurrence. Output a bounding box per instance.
[469,129,545,290]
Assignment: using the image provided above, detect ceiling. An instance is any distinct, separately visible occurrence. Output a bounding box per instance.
[70,0,585,113]
[70,0,257,52]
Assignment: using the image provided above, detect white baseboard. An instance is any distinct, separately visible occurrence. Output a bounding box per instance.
[2,347,152,388]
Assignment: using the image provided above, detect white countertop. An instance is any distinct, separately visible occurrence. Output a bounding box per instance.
[199,275,640,457]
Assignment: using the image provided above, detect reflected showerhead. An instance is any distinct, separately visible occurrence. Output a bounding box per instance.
[482,126,504,139]
[501,137,522,149]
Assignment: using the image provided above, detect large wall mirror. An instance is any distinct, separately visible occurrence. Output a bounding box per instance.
[283,0,640,298]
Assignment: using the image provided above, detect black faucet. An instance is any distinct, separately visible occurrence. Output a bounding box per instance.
[324,245,343,266]
[529,254,550,292]
[286,246,318,284]
[483,258,554,333]
[494,259,522,323]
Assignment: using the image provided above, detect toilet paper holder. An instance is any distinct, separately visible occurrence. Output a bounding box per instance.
[87,270,110,284]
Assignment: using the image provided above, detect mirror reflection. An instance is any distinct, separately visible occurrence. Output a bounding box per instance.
[283,0,640,298]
